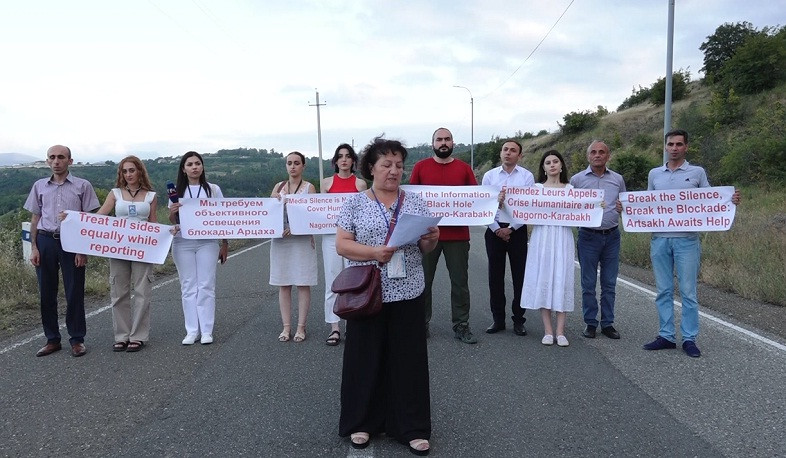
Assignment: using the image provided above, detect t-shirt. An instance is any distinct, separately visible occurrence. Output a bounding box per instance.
[409,157,477,241]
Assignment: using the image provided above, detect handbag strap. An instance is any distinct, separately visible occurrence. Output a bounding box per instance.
[383,191,405,245]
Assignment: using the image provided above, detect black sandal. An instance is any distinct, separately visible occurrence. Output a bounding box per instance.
[112,341,128,352]
[126,341,144,352]
[325,330,341,346]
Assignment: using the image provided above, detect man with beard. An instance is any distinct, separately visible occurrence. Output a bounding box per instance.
[409,127,478,344]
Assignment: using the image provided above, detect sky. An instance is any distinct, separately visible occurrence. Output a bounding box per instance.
[0,0,781,163]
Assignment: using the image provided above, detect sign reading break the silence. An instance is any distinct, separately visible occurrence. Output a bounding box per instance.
[178,198,284,239]
[504,186,605,227]
[286,193,354,235]
[620,186,737,232]
[59,211,173,264]
[400,185,498,226]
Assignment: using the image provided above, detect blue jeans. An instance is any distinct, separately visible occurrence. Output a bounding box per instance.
[577,227,620,328]
[650,236,701,343]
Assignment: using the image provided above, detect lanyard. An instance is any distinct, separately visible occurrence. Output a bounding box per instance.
[186,184,203,198]
[370,188,404,243]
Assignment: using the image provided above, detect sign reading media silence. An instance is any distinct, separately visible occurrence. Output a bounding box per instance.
[59,211,174,264]
[620,186,737,232]
[286,193,354,235]
[178,198,284,239]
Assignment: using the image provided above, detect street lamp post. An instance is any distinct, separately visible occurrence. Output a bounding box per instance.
[308,89,326,184]
[453,85,474,169]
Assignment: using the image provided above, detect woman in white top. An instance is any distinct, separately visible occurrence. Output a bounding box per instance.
[521,150,576,347]
[270,151,317,343]
[169,151,228,345]
[95,156,157,352]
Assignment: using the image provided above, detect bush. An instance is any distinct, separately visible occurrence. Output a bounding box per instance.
[709,87,743,126]
[618,85,652,111]
[716,27,786,95]
[559,108,605,135]
[610,151,659,191]
[649,69,692,105]
[719,101,786,185]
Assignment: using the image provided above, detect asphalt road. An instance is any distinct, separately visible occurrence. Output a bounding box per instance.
[2,227,785,457]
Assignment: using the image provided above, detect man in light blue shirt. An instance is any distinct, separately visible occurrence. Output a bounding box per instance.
[642,129,740,358]
[570,140,626,340]
[481,140,535,336]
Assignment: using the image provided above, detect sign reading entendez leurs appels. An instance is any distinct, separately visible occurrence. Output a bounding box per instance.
[620,186,736,232]
[286,193,355,235]
[399,185,498,226]
[504,186,605,227]
[178,198,284,239]
[59,211,174,264]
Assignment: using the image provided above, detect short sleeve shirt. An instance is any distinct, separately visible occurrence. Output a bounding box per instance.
[647,160,710,237]
[570,166,627,230]
[24,172,100,232]
[336,191,432,303]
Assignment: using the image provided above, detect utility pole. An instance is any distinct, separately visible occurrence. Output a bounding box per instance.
[663,0,675,164]
[309,89,326,184]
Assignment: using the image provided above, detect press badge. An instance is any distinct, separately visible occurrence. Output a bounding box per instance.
[128,204,137,218]
[388,252,406,278]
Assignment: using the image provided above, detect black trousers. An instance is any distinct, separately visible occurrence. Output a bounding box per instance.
[339,294,431,444]
[484,227,527,325]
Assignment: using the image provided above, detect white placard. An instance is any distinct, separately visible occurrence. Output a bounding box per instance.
[399,185,498,226]
[60,211,173,264]
[286,193,355,235]
[620,186,736,232]
[178,198,284,239]
[505,186,604,227]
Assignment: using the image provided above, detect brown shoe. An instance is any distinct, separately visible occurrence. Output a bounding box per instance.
[36,342,62,357]
[71,342,87,357]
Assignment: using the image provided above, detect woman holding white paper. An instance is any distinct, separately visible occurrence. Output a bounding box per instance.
[320,144,367,346]
[270,151,317,343]
[168,151,228,346]
[95,155,157,352]
[521,150,576,347]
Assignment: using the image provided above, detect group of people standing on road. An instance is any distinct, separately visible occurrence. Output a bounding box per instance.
[24,127,740,456]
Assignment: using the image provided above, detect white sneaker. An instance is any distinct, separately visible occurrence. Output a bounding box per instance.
[557,335,569,347]
[541,334,554,345]
[200,334,213,345]
[182,334,199,345]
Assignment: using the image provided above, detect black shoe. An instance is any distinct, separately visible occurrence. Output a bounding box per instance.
[682,340,701,357]
[513,322,527,336]
[642,336,676,350]
[582,325,597,338]
[601,326,620,339]
[485,322,506,334]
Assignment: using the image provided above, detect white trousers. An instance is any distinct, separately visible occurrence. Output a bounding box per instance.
[172,237,219,336]
[321,234,346,324]
[109,258,153,343]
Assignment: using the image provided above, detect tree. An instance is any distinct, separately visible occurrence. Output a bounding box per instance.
[649,69,691,106]
[700,22,759,82]
[716,27,786,95]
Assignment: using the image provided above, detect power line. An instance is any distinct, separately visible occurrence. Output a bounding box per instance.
[479,0,575,99]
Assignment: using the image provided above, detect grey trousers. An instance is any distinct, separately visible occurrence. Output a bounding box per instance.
[110,258,153,343]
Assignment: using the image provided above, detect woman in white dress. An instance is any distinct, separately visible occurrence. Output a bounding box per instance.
[95,156,157,352]
[521,150,575,347]
[270,151,318,343]
[168,151,228,346]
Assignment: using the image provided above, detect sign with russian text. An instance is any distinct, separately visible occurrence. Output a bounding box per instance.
[60,211,173,264]
[178,198,284,239]
[400,185,497,226]
[505,186,604,227]
[286,193,354,235]
[620,186,736,232]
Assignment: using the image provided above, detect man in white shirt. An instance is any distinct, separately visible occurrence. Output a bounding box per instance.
[481,140,535,336]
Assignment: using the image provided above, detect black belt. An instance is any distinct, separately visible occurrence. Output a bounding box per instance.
[38,230,61,239]
[581,226,618,235]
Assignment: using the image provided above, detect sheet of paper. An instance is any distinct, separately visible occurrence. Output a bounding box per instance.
[386,213,442,247]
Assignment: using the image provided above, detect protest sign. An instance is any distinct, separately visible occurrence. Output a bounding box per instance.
[60,211,173,264]
[286,193,354,235]
[504,185,604,227]
[400,185,497,226]
[178,198,284,239]
[620,186,736,232]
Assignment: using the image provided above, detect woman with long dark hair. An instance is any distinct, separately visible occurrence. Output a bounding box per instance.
[169,151,228,345]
